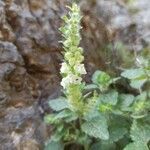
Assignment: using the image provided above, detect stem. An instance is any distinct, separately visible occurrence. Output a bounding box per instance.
[64,141,75,146]
[84,144,89,150]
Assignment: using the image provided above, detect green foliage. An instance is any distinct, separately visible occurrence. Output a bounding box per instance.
[121,56,150,89]
[124,142,149,150]
[90,141,116,150]
[108,126,127,143]
[45,2,150,150]
[130,120,150,143]
[48,97,69,111]
[92,70,111,91]
[121,68,148,89]
[44,140,64,150]
[81,116,109,140]
[118,94,135,111]
[99,90,118,106]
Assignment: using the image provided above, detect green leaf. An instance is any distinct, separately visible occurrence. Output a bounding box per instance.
[51,128,67,142]
[84,109,101,120]
[123,142,149,150]
[81,116,109,140]
[92,70,111,91]
[49,97,69,111]
[84,84,98,90]
[133,92,147,112]
[119,94,135,110]
[108,126,128,143]
[44,114,56,124]
[99,90,118,105]
[135,92,147,101]
[90,141,116,150]
[54,109,78,122]
[130,120,150,143]
[130,79,147,89]
[76,133,91,145]
[65,112,78,122]
[44,140,64,150]
[121,68,145,79]
[99,104,112,113]
[54,109,72,119]
[57,124,64,132]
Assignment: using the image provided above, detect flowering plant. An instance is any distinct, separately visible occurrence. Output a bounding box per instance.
[59,4,86,113]
[44,2,150,150]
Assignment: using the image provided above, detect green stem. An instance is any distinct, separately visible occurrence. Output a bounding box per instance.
[84,144,89,150]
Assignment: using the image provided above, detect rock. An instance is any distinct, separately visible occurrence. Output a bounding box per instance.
[16,139,40,150]
[0,63,15,81]
[129,0,150,45]
[96,0,132,29]
[0,1,15,42]
[0,91,8,106]
[0,41,23,64]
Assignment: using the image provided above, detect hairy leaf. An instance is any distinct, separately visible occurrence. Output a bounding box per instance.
[45,140,64,150]
[130,120,150,143]
[124,142,149,150]
[81,116,109,140]
[121,69,145,79]
[130,79,147,89]
[49,97,69,111]
[99,90,118,105]
[90,141,116,150]
[92,70,111,91]
[108,127,128,143]
[44,114,57,124]
[54,109,72,119]
[119,94,134,110]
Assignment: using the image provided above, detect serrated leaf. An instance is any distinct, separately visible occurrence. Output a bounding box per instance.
[49,97,69,111]
[81,116,109,140]
[92,70,110,84]
[44,140,64,150]
[133,92,147,112]
[130,121,150,143]
[90,141,116,150]
[135,92,147,101]
[99,104,112,113]
[84,109,101,120]
[108,127,127,143]
[99,90,118,105]
[123,142,149,150]
[54,109,78,122]
[65,113,78,122]
[92,70,111,91]
[109,115,130,131]
[121,69,145,79]
[119,94,134,110]
[55,109,72,119]
[130,79,147,89]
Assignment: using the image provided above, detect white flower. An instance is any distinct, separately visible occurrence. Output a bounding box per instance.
[61,76,70,89]
[60,62,69,73]
[74,64,86,74]
[70,74,82,84]
[61,74,82,89]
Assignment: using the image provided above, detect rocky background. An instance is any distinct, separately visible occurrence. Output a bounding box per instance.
[0,0,149,149]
